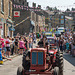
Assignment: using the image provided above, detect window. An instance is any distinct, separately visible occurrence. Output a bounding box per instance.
[8,2,11,16]
[22,1,24,5]
[61,20,64,24]
[19,0,21,3]
[61,15,64,19]
[25,0,27,2]
[1,0,4,12]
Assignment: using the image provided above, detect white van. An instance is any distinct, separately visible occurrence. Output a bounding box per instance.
[58,27,64,34]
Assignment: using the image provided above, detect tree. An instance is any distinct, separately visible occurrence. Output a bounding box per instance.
[54,7,57,11]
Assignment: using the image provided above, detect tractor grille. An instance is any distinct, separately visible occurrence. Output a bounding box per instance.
[38,52,43,65]
[32,52,43,65]
[32,52,37,65]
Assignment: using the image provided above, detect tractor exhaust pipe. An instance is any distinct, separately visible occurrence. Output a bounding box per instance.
[47,45,49,54]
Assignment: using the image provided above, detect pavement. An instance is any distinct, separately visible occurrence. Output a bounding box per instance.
[3,54,18,62]
[63,53,75,75]
[0,55,22,75]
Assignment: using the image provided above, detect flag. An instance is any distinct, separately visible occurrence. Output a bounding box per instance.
[14,11,20,17]
[50,28,52,32]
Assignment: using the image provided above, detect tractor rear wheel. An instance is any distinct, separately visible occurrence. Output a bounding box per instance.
[22,51,30,70]
[17,66,23,75]
[56,51,63,75]
[17,66,30,75]
[53,67,59,75]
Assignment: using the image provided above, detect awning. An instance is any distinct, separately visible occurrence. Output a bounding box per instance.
[31,20,35,26]
[65,16,73,20]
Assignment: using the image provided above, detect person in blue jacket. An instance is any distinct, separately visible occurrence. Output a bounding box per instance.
[0,48,2,62]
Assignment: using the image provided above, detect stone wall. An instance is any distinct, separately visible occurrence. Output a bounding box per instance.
[0,0,13,37]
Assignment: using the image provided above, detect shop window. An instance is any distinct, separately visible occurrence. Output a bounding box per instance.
[1,0,4,13]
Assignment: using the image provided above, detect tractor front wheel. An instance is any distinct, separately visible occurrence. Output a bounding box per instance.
[53,67,59,75]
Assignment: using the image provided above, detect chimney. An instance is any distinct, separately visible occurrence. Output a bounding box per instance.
[38,5,41,9]
[27,2,29,6]
[32,2,36,8]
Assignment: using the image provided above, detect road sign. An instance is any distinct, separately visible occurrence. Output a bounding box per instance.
[14,11,20,17]
[0,22,2,29]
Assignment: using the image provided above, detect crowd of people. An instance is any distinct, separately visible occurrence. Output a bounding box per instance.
[0,30,74,62]
[56,31,74,53]
[0,33,36,60]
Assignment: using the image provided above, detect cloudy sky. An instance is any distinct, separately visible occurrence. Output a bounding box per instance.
[27,0,75,11]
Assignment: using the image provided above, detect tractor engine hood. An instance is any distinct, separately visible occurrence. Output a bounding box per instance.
[48,49,58,55]
[49,51,55,54]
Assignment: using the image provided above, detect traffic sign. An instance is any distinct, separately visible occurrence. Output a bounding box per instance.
[14,11,20,17]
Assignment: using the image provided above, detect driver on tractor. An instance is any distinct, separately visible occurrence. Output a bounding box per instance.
[37,34,48,48]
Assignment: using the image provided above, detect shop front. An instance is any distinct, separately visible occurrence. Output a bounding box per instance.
[0,18,6,38]
[6,19,15,37]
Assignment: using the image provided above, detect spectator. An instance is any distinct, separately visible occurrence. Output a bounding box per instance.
[24,37,28,50]
[29,37,33,48]
[59,38,63,52]
[14,38,18,54]
[5,36,11,58]
[66,41,69,53]
[63,38,66,52]
[11,38,14,55]
[19,38,25,55]
[0,36,4,49]
[0,45,3,64]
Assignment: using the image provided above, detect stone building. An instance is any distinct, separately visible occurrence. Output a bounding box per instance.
[0,0,13,37]
[12,0,31,35]
[64,11,75,31]
[31,11,46,33]
[50,12,65,28]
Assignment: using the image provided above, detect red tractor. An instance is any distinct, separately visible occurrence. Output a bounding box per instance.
[17,44,63,75]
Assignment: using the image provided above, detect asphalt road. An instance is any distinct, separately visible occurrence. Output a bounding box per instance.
[63,53,75,75]
[0,55,22,75]
[0,51,75,75]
